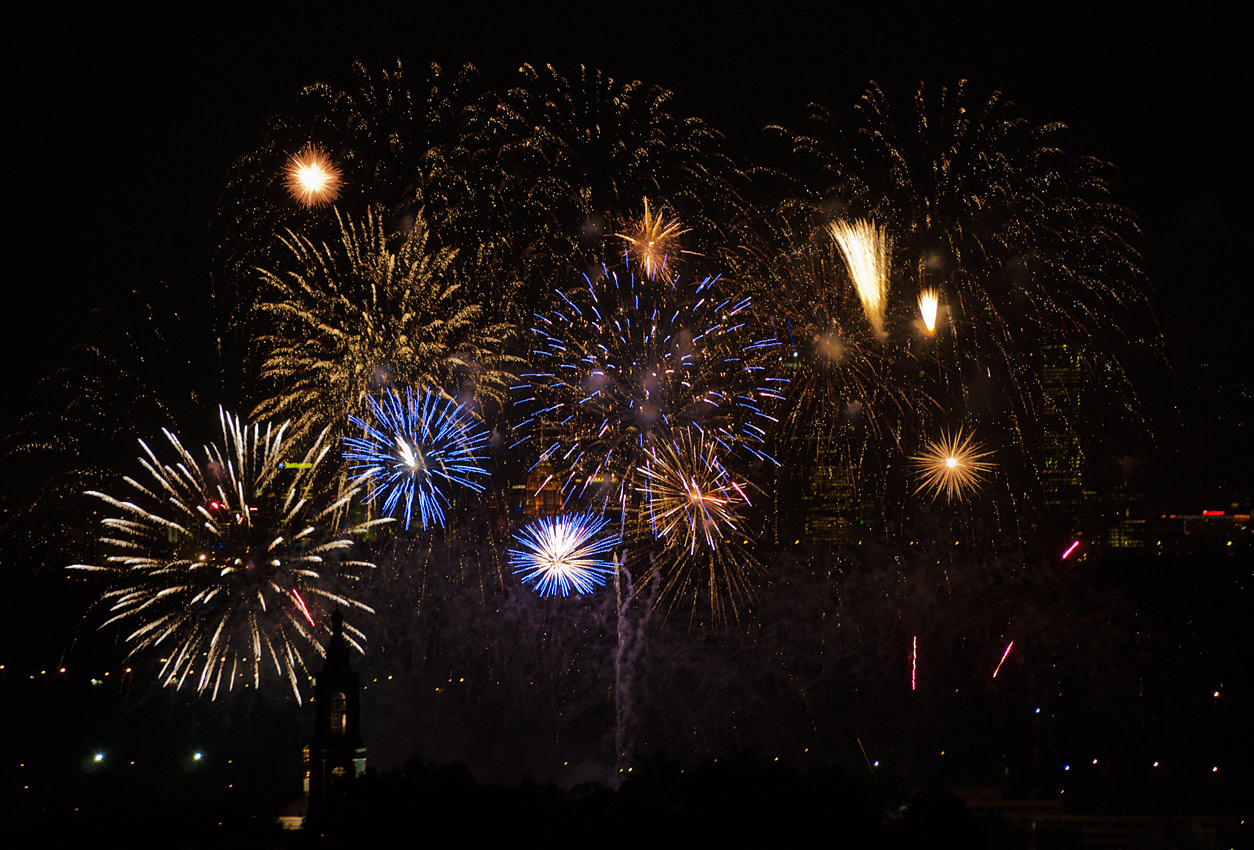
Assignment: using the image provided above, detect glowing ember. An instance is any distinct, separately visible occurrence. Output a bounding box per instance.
[284,143,342,207]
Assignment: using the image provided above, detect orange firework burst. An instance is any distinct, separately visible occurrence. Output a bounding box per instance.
[284,143,342,207]
[618,198,690,284]
[911,427,995,502]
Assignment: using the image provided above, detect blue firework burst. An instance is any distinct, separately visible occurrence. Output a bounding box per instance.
[509,512,620,597]
[344,388,490,529]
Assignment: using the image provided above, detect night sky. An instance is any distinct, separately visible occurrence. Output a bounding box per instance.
[3,1,1251,839]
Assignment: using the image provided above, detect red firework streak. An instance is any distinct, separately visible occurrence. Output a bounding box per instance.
[911,635,917,691]
[992,641,1014,678]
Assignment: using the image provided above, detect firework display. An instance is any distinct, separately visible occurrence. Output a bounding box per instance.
[509,512,619,597]
[53,62,1167,748]
[343,387,490,530]
[70,410,383,701]
[773,81,1151,482]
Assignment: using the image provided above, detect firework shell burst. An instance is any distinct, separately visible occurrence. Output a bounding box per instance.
[509,512,620,597]
[284,142,343,207]
[252,207,520,449]
[343,387,490,530]
[517,266,784,516]
[911,427,996,502]
[617,198,692,285]
[70,409,386,702]
[638,428,760,622]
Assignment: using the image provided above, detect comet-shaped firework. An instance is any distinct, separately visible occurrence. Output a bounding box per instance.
[70,410,384,702]
[918,289,939,333]
[343,387,490,530]
[509,512,619,597]
[830,219,891,337]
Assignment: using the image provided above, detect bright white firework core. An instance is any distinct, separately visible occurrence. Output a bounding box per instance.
[919,289,939,333]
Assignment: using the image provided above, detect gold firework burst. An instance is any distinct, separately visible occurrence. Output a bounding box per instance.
[284,143,343,207]
[618,198,690,284]
[831,219,891,336]
[911,427,995,502]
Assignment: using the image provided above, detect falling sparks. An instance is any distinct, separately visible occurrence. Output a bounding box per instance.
[918,288,939,333]
[911,427,995,502]
[831,219,891,336]
[343,387,490,530]
[284,143,343,207]
[912,635,918,691]
[509,512,620,597]
[618,198,691,285]
[992,640,1014,678]
[69,409,383,702]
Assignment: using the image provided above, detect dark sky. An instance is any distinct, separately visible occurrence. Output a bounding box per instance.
[5,2,1249,494]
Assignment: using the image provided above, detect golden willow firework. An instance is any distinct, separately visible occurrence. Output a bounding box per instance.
[637,429,759,622]
[70,409,386,702]
[911,427,995,502]
[517,266,783,518]
[252,207,520,448]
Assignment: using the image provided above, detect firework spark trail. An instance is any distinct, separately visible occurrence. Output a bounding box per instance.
[912,635,918,691]
[911,427,995,502]
[344,387,490,530]
[284,143,343,207]
[70,409,385,702]
[509,512,619,597]
[993,640,1014,678]
[517,266,783,521]
[618,198,692,285]
[831,219,891,337]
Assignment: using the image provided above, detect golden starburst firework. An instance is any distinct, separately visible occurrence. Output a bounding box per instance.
[831,219,891,336]
[911,427,995,502]
[618,198,690,284]
[284,143,343,207]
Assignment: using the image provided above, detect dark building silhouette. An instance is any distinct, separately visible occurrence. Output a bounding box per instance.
[304,611,367,827]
